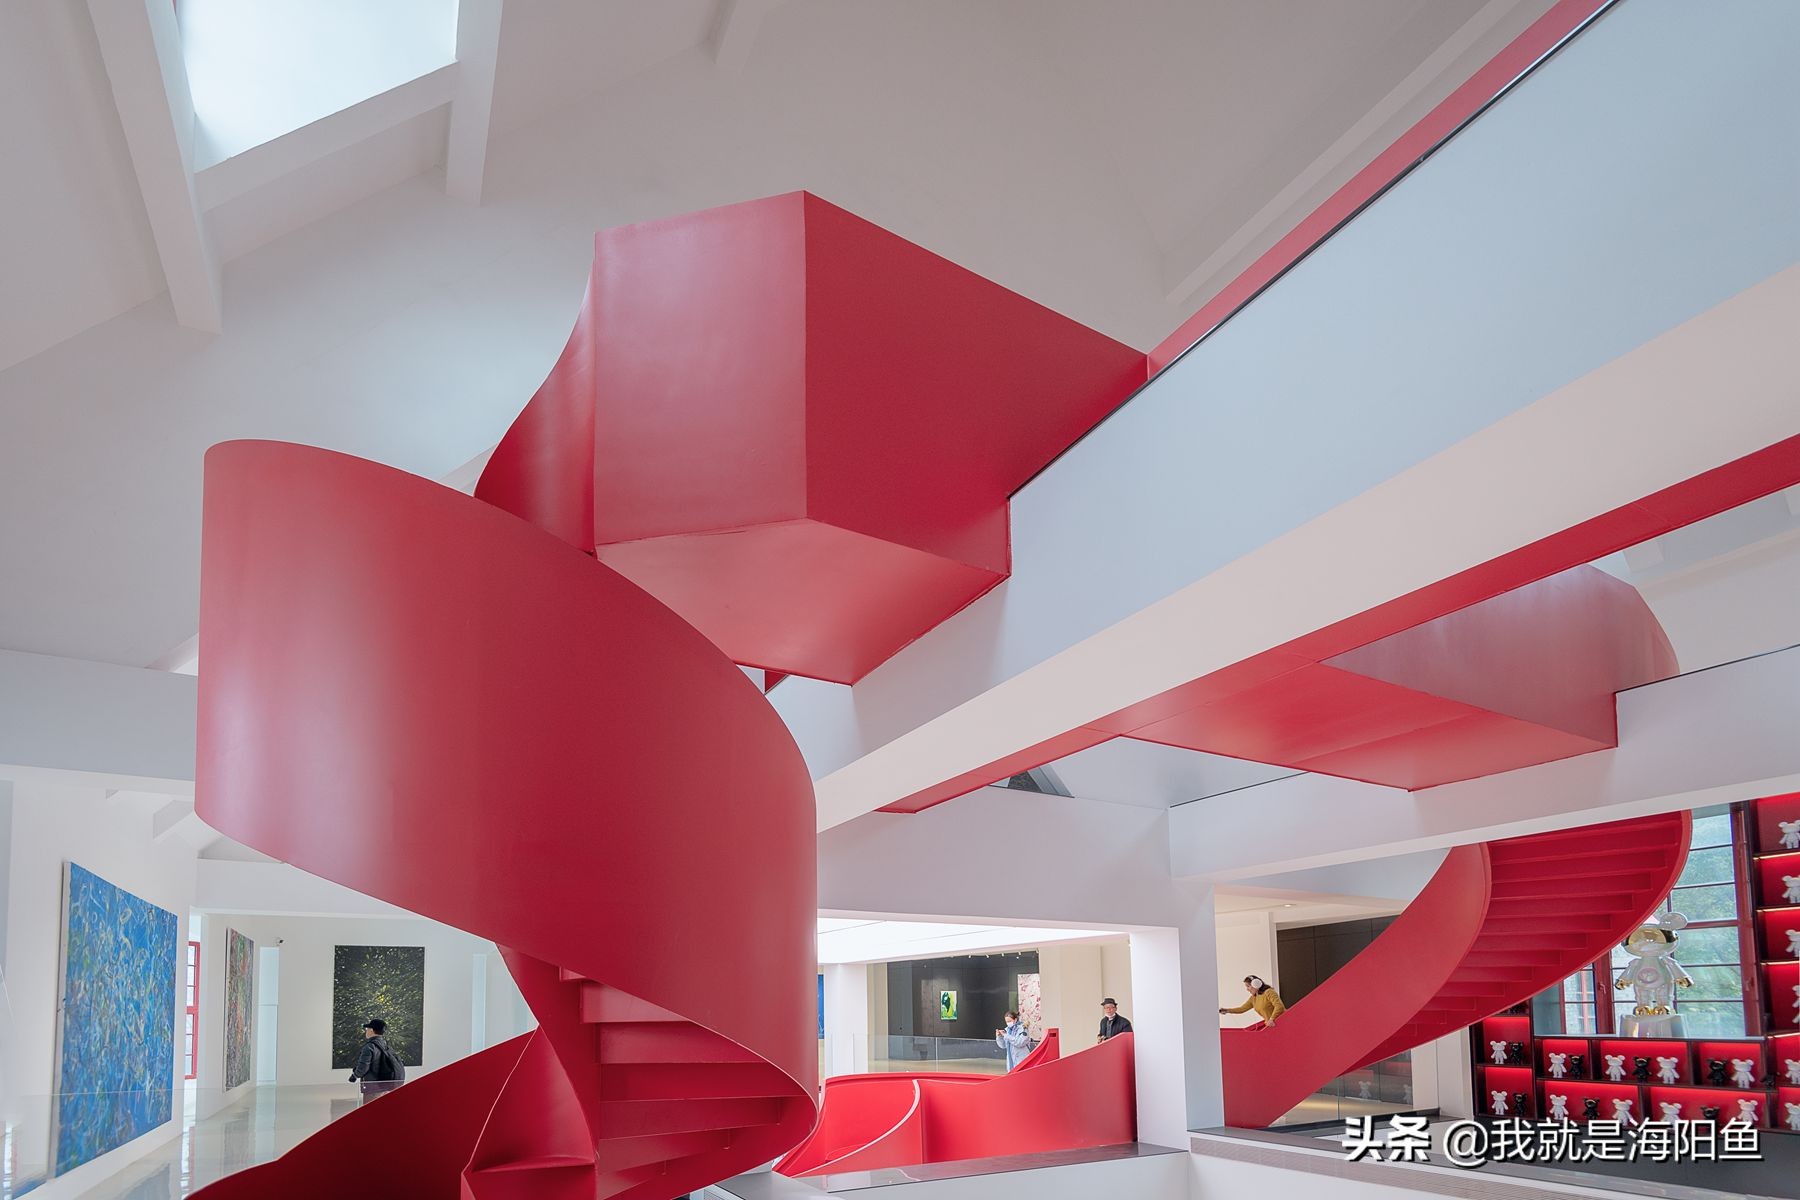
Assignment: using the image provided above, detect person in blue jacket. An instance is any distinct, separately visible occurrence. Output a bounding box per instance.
[995,1010,1033,1070]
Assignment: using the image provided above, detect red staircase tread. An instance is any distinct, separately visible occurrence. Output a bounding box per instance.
[473,1155,597,1173]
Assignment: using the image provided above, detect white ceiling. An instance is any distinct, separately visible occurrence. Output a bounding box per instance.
[0,0,1549,669]
[816,917,1125,965]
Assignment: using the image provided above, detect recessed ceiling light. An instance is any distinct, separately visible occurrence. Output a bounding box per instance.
[1282,903,1295,907]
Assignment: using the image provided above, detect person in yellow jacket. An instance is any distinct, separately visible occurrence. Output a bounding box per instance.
[1219,975,1285,1030]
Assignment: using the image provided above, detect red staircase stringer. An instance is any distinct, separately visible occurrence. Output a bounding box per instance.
[1222,811,1693,1127]
[189,441,819,1200]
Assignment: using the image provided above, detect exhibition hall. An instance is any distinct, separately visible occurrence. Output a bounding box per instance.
[0,1,1797,1198]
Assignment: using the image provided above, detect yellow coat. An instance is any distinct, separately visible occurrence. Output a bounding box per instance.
[1224,988,1286,1025]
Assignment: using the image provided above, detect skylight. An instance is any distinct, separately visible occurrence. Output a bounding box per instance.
[178,0,458,167]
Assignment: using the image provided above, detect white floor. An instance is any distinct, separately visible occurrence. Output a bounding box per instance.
[10,1085,351,1200]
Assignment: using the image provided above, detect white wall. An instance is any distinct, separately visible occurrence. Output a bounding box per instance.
[1214,912,1278,1013]
[196,911,521,1087]
[1,783,197,1198]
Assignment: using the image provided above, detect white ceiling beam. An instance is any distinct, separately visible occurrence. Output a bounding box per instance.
[86,0,222,333]
[193,66,460,211]
[446,0,504,203]
[711,0,784,78]
[1160,0,1545,306]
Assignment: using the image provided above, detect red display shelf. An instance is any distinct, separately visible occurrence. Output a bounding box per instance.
[1756,851,1800,906]
[1479,1065,1536,1118]
[1758,907,1800,963]
[1766,961,1800,1034]
[1779,1086,1800,1133]
[1476,1015,1532,1068]
[1694,1040,1769,1088]
[1597,1038,1689,1086]
[1774,1033,1800,1088]
[1648,1084,1770,1126]
[1538,1079,1639,1124]
[1752,793,1800,854]
[1540,1037,1592,1080]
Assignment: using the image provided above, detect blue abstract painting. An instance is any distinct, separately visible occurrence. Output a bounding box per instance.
[53,863,178,1176]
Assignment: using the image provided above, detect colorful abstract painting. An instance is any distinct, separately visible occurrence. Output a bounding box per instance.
[223,929,255,1089]
[1017,972,1043,1040]
[331,945,425,1069]
[53,862,178,1176]
[939,989,957,1021]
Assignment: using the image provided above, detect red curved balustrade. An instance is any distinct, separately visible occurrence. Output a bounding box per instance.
[776,1028,1142,1178]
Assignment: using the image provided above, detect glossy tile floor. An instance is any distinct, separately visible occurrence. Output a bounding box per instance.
[5,1085,352,1200]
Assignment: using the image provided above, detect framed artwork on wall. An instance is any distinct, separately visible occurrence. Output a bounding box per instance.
[330,945,425,1069]
[224,929,255,1089]
[939,990,957,1021]
[52,862,179,1177]
[1017,973,1043,1039]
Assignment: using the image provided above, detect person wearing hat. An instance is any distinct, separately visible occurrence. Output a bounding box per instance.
[348,1017,406,1102]
[1097,998,1133,1043]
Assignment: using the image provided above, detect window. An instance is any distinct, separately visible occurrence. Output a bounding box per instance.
[1535,806,1753,1038]
[1610,809,1747,1036]
[184,940,200,1080]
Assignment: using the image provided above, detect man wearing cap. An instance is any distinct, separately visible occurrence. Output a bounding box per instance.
[1097,998,1133,1043]
[348,1017,406,1102]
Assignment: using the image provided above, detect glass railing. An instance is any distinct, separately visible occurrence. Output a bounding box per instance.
[818,1032,1032,1081]
[1269,1051,1419,1127]
[2,1083,361,1198]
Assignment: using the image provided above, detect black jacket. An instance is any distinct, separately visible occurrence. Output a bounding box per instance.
[350,1036,405,1083]
[1099,1014,1133,1040]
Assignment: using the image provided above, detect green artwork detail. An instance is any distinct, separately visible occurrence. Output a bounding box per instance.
[939,989,957,1021]
[331,945,424,1069]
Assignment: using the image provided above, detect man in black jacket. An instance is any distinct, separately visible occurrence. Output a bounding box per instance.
[349,1018,406,1102]
[1097,998,1133,1043]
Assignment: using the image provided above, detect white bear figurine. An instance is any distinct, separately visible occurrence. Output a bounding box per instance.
[1787,1102,1800,1133]
[1656,1056,1680,1084]
[1785,874,1800,905]
[1787,928,1800,959]
[1491,1090,1509,1116]
[1786,1058,1800,1085]
[1613,912,1694,1015]
[1548,1052,1568,1079]
[1548,1093,1569,1121]
[1659,1101,1682,1121]
[1780,818,1800,850]
[1793,982,1800,1022]
[1611,1097,1634,1124]
[1403,1084,1412,1105]
[1737,1098,1759,1123]
[1732,1058,1757,1088]
[1357,1080,1372,1100]
[1490,1039,1508,1065]
[1604,1053,1627,1082]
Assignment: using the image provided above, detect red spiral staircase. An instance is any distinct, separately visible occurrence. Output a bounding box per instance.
[190,441,819,1200]
[1222,811,1692,1127]
[188,195,1148,1200]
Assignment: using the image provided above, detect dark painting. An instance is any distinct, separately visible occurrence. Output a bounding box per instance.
[330,945,424,1069]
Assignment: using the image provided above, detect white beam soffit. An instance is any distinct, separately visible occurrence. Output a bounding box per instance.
[1175,640,1800,880]
[805,263,1800,831]
[86,0,222,333]
[789,1,1800,829]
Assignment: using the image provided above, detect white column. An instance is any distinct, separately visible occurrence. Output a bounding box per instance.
[821,963,869,1077]
[1130,883,1222,1144]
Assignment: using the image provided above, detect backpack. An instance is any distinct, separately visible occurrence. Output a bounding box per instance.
[367,1038,406,1082]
